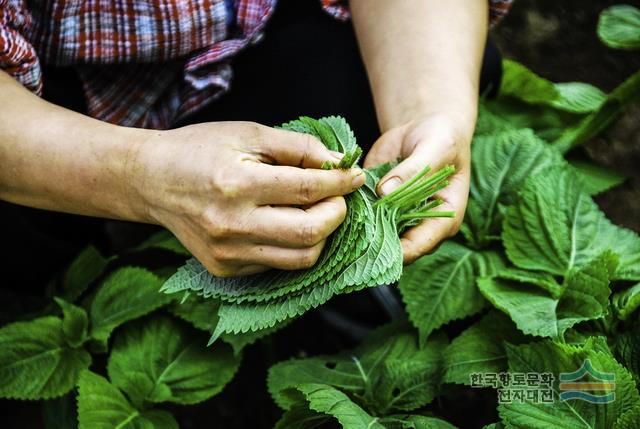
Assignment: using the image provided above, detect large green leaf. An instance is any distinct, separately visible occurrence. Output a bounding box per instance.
[500,60,605,114]
[478,252,616,340]
[498,339,640,429]
[0,317,90,400]
[443,311,527,385]
[553,70,640,153]
[89,267,172,343]
[77,371,177,429]
[476,98,582,143]
[61,245,109,302]
[269,322,445,416]
[502,166,640,280]
[568,160,626,195]
[274,402,332,429]
[289,384,385,429]
[598,5,640,50]
[399,242,504,346]
[463,129,564,246]
[108,316,239,406]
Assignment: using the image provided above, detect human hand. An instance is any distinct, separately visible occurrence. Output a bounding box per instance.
[363,114,472,263]
[133,122,365,277]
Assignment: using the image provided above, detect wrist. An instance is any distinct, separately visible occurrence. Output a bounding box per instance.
[376,80,479,139]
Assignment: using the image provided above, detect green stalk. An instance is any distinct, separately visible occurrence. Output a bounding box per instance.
[393,169,453,207]
[376,165,454,207]
[398,211,456,221]
[375,165,432,207]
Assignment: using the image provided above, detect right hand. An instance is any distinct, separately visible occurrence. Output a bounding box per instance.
[132,122,365,277]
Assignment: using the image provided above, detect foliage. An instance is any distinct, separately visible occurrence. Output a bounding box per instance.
[1,5,640,428]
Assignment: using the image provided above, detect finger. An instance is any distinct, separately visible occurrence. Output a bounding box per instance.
[242,240,327,271]
[400,176,468,263]
[227,264,271,277]
[247,196,347,247]
[259,128,343,169]
[252,164,364,205]
[199,257,269,277]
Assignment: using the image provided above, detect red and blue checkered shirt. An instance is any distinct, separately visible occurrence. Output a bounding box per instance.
[1,0,512,129]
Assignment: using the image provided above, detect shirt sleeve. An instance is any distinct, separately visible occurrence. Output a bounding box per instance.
[319,0,514,26]
[0,0,42,94]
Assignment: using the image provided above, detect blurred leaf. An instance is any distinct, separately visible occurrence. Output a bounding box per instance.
[501,60,605,113]
[613,283,640,321]
[61,246,109,302]
[598,5,640,50]
[134,230,190,256]
[554,70,640,153]
[569,160,626,195]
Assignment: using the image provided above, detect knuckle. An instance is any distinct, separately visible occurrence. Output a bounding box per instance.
[303,133,322,152]
[298,177,320,204]
[214,174,248,199]
[298,223,322,246]
[202,212,238,240]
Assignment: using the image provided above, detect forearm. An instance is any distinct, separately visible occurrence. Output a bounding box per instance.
[0,70,151,221]
[351,0,488,134]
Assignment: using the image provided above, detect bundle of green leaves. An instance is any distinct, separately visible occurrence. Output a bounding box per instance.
[161,116,455,343]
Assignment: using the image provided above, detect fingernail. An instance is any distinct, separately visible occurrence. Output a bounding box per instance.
[380,177,402,196]
[351,169,365,187]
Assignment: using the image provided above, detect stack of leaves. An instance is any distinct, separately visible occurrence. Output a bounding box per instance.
[162,116,455,343]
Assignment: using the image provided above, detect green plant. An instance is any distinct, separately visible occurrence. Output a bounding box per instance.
[1,5,640,428]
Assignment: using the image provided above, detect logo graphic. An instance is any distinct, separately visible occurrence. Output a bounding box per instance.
[559,359,616,403]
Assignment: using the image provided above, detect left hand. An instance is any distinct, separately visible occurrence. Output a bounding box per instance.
[363,113,473,264]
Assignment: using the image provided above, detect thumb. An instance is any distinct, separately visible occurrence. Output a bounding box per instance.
[377,151,430,197]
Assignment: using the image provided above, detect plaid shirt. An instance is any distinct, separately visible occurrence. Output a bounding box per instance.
[1,0,512,129]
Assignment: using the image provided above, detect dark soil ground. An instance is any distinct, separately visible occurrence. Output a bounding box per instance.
[493,0,640,233]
